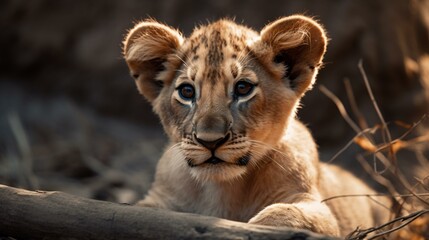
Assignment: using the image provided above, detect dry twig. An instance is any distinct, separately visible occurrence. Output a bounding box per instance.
[322,193,429,203]
[344,78,369,130]
[8,112,39,189]
[346,209,429,240]
[358,60,395,162]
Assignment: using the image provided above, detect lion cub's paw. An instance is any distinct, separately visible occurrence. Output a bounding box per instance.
[248,203,305,227]
[248,203,339,236]
[135,196,164,208]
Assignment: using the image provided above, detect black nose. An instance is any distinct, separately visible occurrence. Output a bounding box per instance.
[195,134,230,151]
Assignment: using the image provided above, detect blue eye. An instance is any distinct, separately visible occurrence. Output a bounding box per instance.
[177,84,195,100]
[234,80,254,97]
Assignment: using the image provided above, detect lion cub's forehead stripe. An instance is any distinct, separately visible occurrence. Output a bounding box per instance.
[184,20,257,83]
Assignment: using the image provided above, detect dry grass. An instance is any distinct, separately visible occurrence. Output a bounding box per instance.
[0,89,164,203]
[320,61,429,239]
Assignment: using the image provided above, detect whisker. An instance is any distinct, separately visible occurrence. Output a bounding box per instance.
[224,141,246,147]
[237,49,253,65]
[246,140,291,174]
[174,54,189,68]
[251,148,290,174]
[248,139,290,159]
[237,50,259,69]
[163,142,182,154]
[182,148,206,152]
[175,69,187,75]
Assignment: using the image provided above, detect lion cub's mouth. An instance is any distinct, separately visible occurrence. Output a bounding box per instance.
[187,154,250,168]
[204,157,224,165]
[187,157,225,167]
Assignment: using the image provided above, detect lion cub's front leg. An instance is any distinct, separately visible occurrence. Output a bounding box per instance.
[248,194,340,236]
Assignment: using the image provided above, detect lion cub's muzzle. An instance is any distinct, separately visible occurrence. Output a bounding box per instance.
[184,113,250,167]
[194,133,230,165]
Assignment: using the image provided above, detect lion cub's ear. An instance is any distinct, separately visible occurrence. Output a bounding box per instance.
[255,15,327,95]
[123,20,184,102]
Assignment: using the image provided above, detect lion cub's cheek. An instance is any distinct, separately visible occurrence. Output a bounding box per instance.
[246,118,288,147]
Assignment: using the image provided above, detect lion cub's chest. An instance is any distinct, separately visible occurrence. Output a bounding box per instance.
[179,172,288,222]
[187,183,259,221]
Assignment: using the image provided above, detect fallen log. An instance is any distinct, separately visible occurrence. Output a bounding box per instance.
[0,184,335,240]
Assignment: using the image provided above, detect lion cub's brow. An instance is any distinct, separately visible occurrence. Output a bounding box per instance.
[184,20,255,83]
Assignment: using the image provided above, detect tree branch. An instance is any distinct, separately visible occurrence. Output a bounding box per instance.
[0,184,335,240]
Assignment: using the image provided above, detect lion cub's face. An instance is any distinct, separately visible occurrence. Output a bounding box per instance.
[124,16,326,182]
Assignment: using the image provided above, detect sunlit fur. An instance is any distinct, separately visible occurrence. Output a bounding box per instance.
[123,15,390,237]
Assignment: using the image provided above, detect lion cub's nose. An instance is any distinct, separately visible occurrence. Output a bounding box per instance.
[193,114,231,151]
[195,133,230,151]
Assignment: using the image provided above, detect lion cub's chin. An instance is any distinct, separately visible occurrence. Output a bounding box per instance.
[189,163,247,182]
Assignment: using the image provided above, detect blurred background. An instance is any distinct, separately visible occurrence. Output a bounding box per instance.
[0,0,428,205]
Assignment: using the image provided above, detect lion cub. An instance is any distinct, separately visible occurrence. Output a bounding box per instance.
[123,15,389,236]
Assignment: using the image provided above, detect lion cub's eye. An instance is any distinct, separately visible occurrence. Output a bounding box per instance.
[234,80,255,97]
[177,84,195,100]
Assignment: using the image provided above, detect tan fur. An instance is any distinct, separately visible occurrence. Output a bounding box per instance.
[123,15,390,237]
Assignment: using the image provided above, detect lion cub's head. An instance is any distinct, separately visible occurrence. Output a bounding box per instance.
[123,16,326,182]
